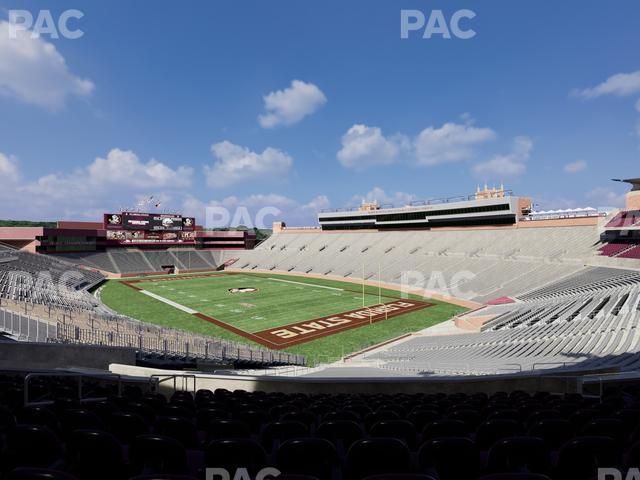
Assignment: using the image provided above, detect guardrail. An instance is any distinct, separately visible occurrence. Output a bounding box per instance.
[320,191,514,213]
[0,307,57,343]
[151,374,197,394]
[54,323,306,366]
[0,302,307,368]
[23,371,124,406]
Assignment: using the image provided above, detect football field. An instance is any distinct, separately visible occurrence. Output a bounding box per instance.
[100,272,465,361]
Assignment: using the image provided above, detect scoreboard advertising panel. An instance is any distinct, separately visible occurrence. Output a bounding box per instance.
[103,213,195,232]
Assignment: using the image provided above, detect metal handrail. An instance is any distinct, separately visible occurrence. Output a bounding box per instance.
[151,374,197,394]
[320,190,514,213]
[504,363,523,372]
[531,361,579,371]
[24,371,123,406]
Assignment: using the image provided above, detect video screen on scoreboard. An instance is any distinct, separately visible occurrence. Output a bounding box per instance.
[104,213,195,231]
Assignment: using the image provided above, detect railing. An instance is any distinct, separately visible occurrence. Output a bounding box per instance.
[0,306,57,343]
[23,371,124,406]
[532,361,580,371]
[151,374,197,394]
[320,191,514,213]
[54,323,306,366]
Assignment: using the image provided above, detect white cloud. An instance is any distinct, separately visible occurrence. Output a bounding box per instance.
[24,148,193,200]
[414,122,496,166]
[0,149,193,219]
[337,124,401,169]
[88,149,193,188]
[472,136,533,178]
[205,141,293,188]
[572,71,640,99]
[336,119,495,170]
[349,187,417,207]
[586,187,626,208]
[0,20,94,110]
[258,79,326,128]
[564,160,587,174]
[182,193,329,228]
[0,152,19,182]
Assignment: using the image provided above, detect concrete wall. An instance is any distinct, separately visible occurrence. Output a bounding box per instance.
[0,343,137,370]
[517,217,600,228]
[628,191,640,210]
[588,255,640,270]
[110,364,596,396]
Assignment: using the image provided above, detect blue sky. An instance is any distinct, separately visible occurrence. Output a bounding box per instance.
[0,0,639,226]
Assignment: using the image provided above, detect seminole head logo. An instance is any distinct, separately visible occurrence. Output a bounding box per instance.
[228,287,259,294]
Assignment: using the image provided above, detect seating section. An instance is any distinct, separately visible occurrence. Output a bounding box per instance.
[618,245,640,260]
[606,210,640,228]
[366,269,640,375]
[59,249,220,274]
[2,374,640,480]
[226,227,601,302]
[0,250,104,311]
[0,247,301,367]
[598,242,640,258]
[599,242,636,257]
[519,267,640,301]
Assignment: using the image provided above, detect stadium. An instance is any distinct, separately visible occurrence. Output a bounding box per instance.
[2,1,640,478]
[1,179,640,479]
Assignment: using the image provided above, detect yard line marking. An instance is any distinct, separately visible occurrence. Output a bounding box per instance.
[267,277,344,291]
[140,290,198,314]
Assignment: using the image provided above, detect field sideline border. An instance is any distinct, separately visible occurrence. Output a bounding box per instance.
[120,272,435,349]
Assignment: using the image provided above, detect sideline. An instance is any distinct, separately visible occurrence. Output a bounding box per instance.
[140,290,199,314]
[267,277,344,291]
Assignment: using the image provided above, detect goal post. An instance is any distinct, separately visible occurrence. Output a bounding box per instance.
[362,262,388,325]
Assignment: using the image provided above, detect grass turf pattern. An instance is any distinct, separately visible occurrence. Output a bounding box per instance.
[100,272,466,364]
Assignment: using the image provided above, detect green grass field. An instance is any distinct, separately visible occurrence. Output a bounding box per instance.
[100,272,466,364]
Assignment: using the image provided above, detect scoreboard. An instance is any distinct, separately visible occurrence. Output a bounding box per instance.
[104,213,195,232]
[103,212,196,244]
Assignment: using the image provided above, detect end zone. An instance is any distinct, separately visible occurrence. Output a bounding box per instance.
[253,300,434,348]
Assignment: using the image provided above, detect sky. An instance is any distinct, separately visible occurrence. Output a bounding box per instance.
[0,0,639,227]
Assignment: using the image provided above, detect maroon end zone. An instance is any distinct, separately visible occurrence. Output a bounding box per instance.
[253,300,434,348]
